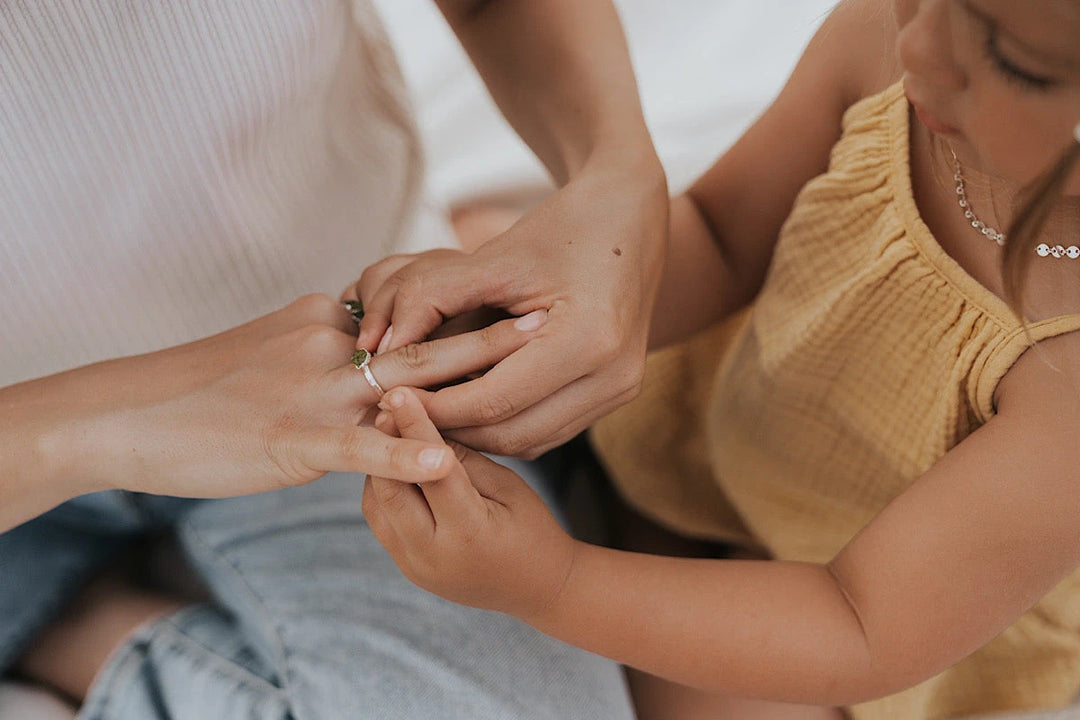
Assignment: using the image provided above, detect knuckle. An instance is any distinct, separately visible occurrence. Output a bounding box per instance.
[455,519,484,552]
[293,292,339,321]
[618,360,646,396]
[518,445,544,461]
[479,322,509,355]
[359,255,404,293]
[620,378,644,405]
[261,428,305,487]
[474,393,517,425]
[338,432,364,466]
[591,328,623,363]
[379,480,408,510]
[490,428,531,457]
[396,273,428,305]
[396,340,433,371]
[299,325,347,357]
[541,432,573,457]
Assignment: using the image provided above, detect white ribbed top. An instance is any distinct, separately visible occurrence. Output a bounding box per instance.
[0,0,440,388]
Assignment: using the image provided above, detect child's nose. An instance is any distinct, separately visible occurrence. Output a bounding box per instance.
[897,0,967,92]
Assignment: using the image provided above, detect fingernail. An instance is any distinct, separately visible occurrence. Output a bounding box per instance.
[377,325,394,354]
[374,410,390,428]
[514,309,548,332]
[418,447,446,469]
[386,390,405,409]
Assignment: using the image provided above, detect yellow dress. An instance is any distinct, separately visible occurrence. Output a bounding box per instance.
[591,82,1080,719]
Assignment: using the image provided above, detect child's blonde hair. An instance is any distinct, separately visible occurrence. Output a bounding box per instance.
[1003,136,1080,315]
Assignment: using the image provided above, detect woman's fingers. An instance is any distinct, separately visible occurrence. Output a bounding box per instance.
[341,254,413,304]
[286,424,454,483]
[445,373,638,458]
[357,249,500,353]
[354,252,442,351]
[418,319,588,433]
[332,310,548,407]
[342,254,414,350]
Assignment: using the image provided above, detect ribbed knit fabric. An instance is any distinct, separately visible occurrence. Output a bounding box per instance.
[0,0,442,388]
[592,82,1080,719]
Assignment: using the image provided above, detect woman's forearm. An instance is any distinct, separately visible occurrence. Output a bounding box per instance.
[0,372,109,531]
[0,348,185,532]
[531,543,882,706]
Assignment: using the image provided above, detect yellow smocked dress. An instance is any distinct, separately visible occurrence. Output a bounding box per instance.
[591,82,1080,719]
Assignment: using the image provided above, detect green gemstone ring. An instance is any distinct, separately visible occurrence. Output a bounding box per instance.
[343,299,364,324]
[351,348,385,396]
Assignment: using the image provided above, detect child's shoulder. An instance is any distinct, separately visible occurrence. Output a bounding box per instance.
[809,0,904,114]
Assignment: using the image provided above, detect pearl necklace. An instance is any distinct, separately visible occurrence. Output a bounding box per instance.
[950,148,1079,259]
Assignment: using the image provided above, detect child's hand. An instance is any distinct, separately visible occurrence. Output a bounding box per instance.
[362,387,578,624]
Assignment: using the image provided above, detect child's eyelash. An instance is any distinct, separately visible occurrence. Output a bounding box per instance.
[983,28,1056,92]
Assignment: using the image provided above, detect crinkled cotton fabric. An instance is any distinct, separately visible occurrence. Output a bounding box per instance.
[593,82,1080,720]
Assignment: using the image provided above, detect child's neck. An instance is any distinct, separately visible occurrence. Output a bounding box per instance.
[909,115,1080,322]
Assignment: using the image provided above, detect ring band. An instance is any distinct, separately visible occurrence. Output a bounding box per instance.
[351,348,385,396]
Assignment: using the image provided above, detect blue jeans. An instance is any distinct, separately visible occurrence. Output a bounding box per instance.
[0,459,635,719]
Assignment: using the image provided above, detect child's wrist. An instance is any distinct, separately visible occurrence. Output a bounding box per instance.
[522,538,588,633]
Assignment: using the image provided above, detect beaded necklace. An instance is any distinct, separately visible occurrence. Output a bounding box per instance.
[949,144,1079,260]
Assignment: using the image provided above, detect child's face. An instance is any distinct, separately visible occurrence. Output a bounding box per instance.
[895,0,1080,191]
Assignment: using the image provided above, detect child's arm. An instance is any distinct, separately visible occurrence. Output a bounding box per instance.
[365,337,1080,706]
[532,335,1080,705]
[650,0,898,350]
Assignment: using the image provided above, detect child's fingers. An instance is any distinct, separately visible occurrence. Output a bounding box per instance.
[365,403,435,539]
[456,446,515,505]
[373,409,398,438]
[381,388,486,527]
[378,387,444,445]
[364,473,435,540]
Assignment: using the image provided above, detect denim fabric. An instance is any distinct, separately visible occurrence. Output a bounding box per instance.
[1,460,635,720]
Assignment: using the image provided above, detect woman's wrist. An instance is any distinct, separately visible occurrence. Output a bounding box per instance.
[0,377,112,530]
[581,135,666,194]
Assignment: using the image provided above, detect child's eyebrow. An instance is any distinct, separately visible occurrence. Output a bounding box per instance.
[959,0,1080,72]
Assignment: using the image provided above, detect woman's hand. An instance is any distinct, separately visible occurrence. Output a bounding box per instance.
[0,294,546,530]
[343,159,669,459]
[362,386,578,623]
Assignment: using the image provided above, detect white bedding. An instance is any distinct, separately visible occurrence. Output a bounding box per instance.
[373,0,835,203]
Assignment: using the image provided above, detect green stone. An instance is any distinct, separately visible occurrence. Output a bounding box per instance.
[343,299,365,323]
[351,348,370,369]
